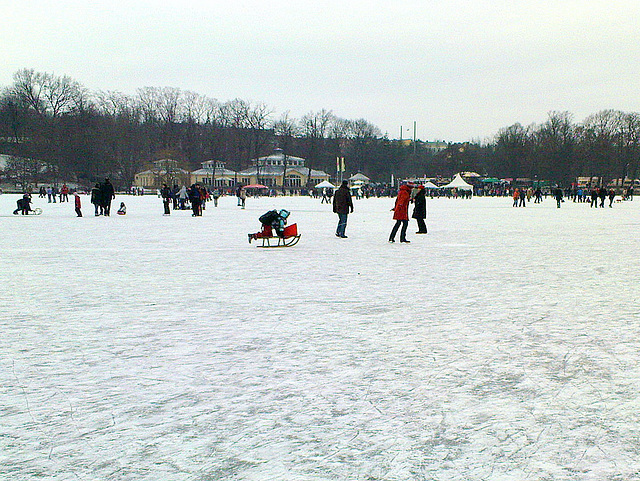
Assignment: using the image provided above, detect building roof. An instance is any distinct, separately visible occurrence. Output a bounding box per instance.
[238,165,329,178]
[192,167,237,177]
[349,173,370,181]
[255,148,305,166]
[136,168,190,175]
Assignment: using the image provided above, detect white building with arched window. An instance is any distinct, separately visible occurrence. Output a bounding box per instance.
[237,149,330,188]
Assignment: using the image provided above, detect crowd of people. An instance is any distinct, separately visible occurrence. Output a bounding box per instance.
[10,180,636,247]
[512,185,626,208]
[160,183,213,216]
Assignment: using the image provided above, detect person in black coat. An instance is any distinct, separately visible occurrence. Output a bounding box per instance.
[188,184,202,216]
[554,187,563,208]
[160,183,172,215]
[412,185,428,233]
[598,187,607,208]
[91,183,102,215]
[332,180,353,238]
[101,178,115,216]
[13,193,32,215]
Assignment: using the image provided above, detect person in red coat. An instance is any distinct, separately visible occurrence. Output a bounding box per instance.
[389,183,412,243]
[74,192,82,217]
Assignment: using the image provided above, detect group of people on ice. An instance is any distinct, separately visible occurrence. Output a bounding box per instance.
[38,184,70,203]
[513,185,619,208]
[330,180,428,243]
[587,187,617,208]
[512,187,544,206]
[160,183,217,216]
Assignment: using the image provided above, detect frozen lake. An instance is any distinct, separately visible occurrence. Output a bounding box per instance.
[2,192,639,480]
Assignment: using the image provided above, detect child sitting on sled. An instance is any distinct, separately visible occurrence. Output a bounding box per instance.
[248,209,290,243]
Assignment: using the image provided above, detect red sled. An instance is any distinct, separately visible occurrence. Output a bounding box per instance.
[249,223,301,247]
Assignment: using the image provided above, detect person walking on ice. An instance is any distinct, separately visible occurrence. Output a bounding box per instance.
[212,189,221,207]
[239,186,247,209]
[554,186,563,208]
[161,183,172,215]
[332,180,353,238]
[74,192,82,217]
[389,182,412,243]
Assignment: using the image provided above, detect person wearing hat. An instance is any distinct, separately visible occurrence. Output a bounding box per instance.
[332,180,353,238]
[389,182,412,243]
[412,184,428,234]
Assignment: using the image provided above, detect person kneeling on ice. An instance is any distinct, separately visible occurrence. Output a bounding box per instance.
[117,202,127,215]
[13,193,33,215]
[248,209,290,243]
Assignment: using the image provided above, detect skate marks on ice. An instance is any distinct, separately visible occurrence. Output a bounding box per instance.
[2,195,640,480]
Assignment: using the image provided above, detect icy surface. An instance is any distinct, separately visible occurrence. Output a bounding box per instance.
[1,193,640,480]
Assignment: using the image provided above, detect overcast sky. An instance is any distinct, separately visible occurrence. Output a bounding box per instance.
[2,0,640,142]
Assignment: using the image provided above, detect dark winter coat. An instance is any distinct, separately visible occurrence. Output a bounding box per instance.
[412,188,426,219]
[160,185,172,199]
[101,181,115,204]
[90,185,101,205]
[393,184,412,220]
[554,188,563,201]
[188,185,201,203]
[333,185,353,214]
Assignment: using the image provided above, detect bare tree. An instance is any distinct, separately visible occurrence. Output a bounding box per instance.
[579,110,619,182]
[494,123,532,179]
[11,69,85,117]
[534,111,576,183]
[301,109,334,185]
[11,69,47,116]
[181,91,211,124]
[43,74,84,117]
[273,112,299,191]
[4,155,42,190]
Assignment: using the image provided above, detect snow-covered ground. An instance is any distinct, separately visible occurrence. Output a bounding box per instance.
[2,192,639,480]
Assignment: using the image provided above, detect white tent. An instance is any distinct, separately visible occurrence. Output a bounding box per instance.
[424,181,439,189]
[440,173,474,191]
[314,180,336,189]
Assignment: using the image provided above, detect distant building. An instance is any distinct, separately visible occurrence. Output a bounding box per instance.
[423,141,448,152]
[349,172,370,186]
[191,161,237,188]
[133,159,190,189]
[237,149,330,187]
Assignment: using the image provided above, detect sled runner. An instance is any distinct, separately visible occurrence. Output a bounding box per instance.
[253,223,301,248]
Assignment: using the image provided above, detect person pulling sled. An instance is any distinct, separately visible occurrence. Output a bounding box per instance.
[13,193,38,215]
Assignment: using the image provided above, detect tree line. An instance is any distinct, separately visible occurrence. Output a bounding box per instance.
[1,68,638,189]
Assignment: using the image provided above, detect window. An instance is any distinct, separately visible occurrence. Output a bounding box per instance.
[285,176,301,187]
